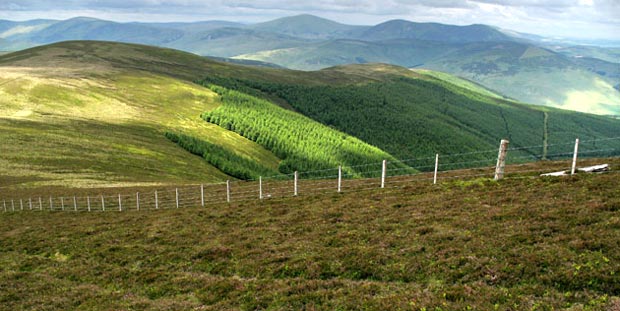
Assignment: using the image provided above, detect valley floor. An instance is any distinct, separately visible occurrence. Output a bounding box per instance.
[1,159,619,310]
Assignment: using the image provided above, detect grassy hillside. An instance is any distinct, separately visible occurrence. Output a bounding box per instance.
[1,160,619,310]
[249,14,366,40]
[0,42,281,189]
[199,66,620,167]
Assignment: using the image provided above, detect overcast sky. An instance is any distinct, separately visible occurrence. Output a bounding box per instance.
[1,0,619,41]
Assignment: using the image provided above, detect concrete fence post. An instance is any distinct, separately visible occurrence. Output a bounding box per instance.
[494,139,510,180]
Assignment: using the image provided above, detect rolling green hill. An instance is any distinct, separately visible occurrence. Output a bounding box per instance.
[2,41,620,190]
[249,14,366,40]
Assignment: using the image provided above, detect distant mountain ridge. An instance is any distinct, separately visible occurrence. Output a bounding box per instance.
[0,14,618,115]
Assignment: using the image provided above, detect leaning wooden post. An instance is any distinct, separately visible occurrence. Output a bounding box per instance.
[259,176,263,200]
[494,139,510,180]
[381,160,387,189]
[29,198,32,210]
[118,194,122,211]
[226,180,231,203]
[136,192,140,211]
[87,196,91,212]
[155,191,159,209]
[38,197,42,210]
[433,154,439,185]
[11,200,14,212]
[571,138,579,175]
[73,196,77,211]
[337,165,342,193]
[101,195,105,212]
[200,184,205,207]
[294,171,298,196]
[175,188,179,208]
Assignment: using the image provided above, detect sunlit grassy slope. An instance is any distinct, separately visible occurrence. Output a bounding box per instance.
[0,42,280,189]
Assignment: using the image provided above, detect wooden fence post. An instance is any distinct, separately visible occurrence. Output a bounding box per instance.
[494,139,510,180]
[101,195,105,211]
[73,196,77,211]
[136,192,140,211]
[39,197,42,210]
[338,166,342,193]
[294,171,298,196]
[571,138,579,175]
[3,200,6,212]
[433,154,439,185]
[49,196,53,210]
[155,191,159,209]
[11,200,14,212]
[118,194,122,211]
[29,198,32,210]
[60,197,64,211]
[226,180,231,203]
[200,184,205,207]
[381,160,386,188]
[20,199,23,211]
[175,188,179,208]
[259,176,263,200]
[87,196,91,212]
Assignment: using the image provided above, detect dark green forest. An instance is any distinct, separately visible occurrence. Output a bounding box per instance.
[200,85,414,177]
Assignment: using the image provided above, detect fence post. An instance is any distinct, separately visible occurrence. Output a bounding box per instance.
[49,196,53,210]
[494,139,510,180]
[175,188,179,208]
[11,200,14,212]
[200,184,205,207]
[20,199,23,211]
[3,200,6,212]
[155,191,159,209]
[259,176,263,200]
[338,165,342,193]
[118,194,122,211]
[571,138,579,175]
[226,180,231,203]
[381,160,387,189]
[294,171,298,196]
[433,154,439,185]
[39,197,42,210]
[61,197,64,211]
[29,198,33,210]
[73,196,77,211]
[87,196,91,212]
[101,195,105,211]
[136,192,140,211]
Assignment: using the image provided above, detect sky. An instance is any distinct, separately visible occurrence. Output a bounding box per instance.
[1,0,619,41]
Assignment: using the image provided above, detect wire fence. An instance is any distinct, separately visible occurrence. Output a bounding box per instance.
[2,137,619,213]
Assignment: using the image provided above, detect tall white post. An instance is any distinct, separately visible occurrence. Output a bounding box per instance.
[433,154,439,185]
[571,138,579,175]
[338,165,342,193]
[101,195,105,211]
[20,199,23,211]
[118,194,122,211]
[155,191,159,209]
[259,176,263,200]
[294,171,298,196]
[29,198,32,210]
[494,139,510,180]
[175,188,179,208]
[226,180,231,203]
[200,184,205,207]
[136,192,140,211]
[60,197,64,211]
[39,197,42,210]
[87,196,91,212]
[381,160,387,188]
[73,196,77,211]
